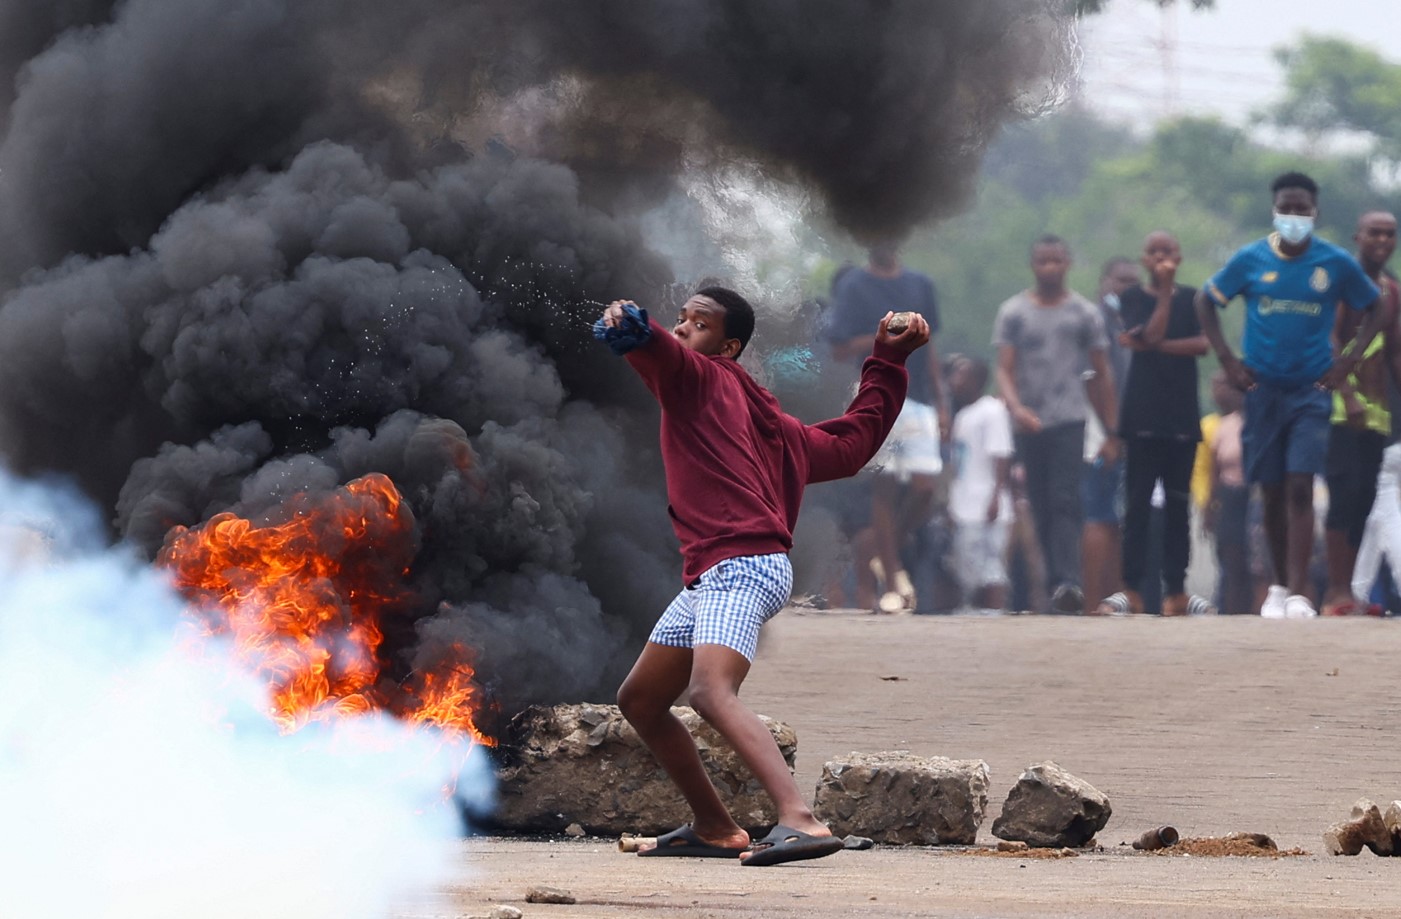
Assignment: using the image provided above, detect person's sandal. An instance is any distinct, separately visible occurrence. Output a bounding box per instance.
[1321,600,1355,617]
[1187,594,1218,616]
[1094,590,1142,615]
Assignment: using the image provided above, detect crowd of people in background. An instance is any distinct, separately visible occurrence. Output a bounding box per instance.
[813,170,1401,617]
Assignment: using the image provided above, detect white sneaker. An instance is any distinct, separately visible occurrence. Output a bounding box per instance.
[1260,585,1288,619]
[1284,594,1318,619]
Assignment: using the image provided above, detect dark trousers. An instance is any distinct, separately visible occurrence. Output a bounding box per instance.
[1213,483,1253,614]
[1015,421,1085,591]
[1123,436,1197,597]
[1325,425,1386,548]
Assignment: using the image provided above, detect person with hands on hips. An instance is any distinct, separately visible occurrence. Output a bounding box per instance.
[1195,172,1386,618]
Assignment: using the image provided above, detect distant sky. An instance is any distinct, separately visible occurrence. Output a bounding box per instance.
[1077,0,1401,132]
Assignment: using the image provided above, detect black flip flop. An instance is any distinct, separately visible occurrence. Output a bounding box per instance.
[741,825,845,867]
[638,824,747,858]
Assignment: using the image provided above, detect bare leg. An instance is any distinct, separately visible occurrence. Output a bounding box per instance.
[901,474,937,536]
[1260,482,1288,587]
[870,475,902,592]
[871,476,917,608]
[974,583,1008,611]
[683,643,832,863]
[1323,528,1356,608]
[617,643,749,850]
[1012,497,1048,613]
[1284,472,1316,599]
[1082,521,1121,609]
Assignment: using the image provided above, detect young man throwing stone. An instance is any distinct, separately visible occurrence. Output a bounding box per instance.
[595,287,928,865]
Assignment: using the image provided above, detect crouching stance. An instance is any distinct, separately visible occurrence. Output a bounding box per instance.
[596,288,927,866]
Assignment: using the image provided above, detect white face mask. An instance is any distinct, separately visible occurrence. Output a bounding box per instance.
[1273,211,1314,245]
[1102,292,1121,311]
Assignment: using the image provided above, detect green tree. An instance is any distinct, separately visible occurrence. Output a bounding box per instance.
[982,104,1136,205]
[820,107,1394,377]
[1266,35,1401,164]
[809,38,1401,387]
[1126,116,1379,237]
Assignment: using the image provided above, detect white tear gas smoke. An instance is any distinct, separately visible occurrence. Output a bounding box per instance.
[0,1,1078,717]
[0,471,477,919]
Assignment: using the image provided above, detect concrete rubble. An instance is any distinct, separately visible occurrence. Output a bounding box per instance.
[1387,801,1401,842]
[1324,797,1401,856]
[991,761,1112,848]
[525,886,576,904]
[812,751,990,845]
[493,703,793,835]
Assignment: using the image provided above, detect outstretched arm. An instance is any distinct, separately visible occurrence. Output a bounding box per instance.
[806,313,928,483]
[596,300,708,406]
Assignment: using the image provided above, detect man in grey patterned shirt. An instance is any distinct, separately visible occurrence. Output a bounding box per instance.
[993,235,1121,613]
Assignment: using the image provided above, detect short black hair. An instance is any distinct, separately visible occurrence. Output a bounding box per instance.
[1100,256,1136,279]
[1031,234,1070,257]
[1358,208,1397,226]
[1271,171,1319,201]
[695,286,755,356]
[959,355,990,393]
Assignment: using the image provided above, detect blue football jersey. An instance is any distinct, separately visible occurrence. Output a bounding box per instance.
[1205,234,1379,385]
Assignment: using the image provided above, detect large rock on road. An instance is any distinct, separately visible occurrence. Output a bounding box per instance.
[492,702,793,836]
[812,751,990,845]
[992,761,1111,848]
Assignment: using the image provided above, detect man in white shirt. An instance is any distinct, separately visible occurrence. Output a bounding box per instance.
[948,355,1013,610]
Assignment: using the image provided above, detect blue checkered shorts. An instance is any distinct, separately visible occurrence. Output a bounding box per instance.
[648,553,793,661]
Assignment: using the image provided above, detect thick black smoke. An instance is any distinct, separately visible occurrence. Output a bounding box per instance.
[0,1,115,126]
[0,0,1075,718]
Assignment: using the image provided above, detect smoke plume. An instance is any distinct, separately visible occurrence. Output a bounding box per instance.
[0,0,1076,717]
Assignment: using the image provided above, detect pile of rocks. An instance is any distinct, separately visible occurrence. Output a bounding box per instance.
[492,704,1113,849]
[1324,798,1401,856]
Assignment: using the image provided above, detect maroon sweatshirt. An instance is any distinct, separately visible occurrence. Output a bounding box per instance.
[626,319,909,584]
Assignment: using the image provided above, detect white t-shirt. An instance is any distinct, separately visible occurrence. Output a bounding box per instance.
[950,395,1014,524]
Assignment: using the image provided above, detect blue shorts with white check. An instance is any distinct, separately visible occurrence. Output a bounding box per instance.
[649,553,793,661]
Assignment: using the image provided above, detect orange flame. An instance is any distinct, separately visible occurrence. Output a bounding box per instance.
[157,473,492,746]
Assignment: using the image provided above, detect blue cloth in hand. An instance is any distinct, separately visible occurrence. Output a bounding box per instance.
[592,303,653,355]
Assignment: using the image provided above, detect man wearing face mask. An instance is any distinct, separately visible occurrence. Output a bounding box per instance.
[1196,172,1386,619]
